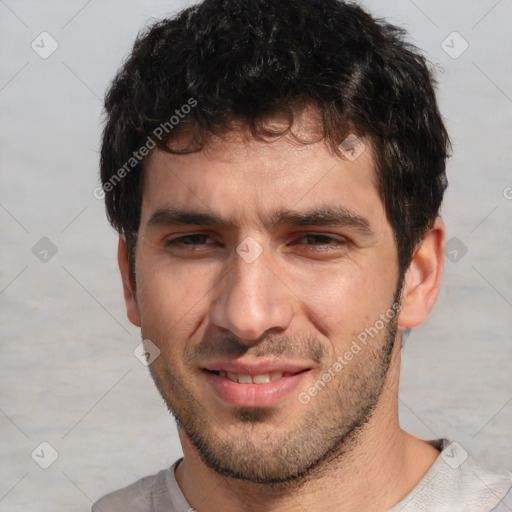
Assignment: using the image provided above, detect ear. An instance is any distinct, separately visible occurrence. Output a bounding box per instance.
[398,217,445,328]
[118,235,141,327]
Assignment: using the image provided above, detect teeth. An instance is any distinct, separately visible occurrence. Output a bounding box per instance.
[252,374,271,384]
[221,371,287,384]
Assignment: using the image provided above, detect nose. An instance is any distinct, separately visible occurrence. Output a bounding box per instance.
[210,242,294,344]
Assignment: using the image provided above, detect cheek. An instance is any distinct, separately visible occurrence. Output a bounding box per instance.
[135,260,213,343]
[291,258,395,342]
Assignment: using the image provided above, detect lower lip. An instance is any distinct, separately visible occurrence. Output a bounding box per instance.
[202,370,310,408]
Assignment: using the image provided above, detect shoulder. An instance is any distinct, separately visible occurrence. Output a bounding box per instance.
[391,439,512,512]
[491,486,512,511]
[436,440,512,511]
[91,463,178,512]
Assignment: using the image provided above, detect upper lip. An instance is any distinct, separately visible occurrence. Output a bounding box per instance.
[202,359,312,376]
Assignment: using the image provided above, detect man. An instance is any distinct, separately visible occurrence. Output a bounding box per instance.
[93,0,512,510]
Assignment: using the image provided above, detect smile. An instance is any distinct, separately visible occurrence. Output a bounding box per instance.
[206,369,306,384]
[202,368,311,407]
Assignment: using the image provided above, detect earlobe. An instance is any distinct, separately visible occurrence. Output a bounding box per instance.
[398,217,446,329]
[118,235,141,327]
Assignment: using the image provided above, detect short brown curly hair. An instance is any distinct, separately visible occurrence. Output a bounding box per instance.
[100,0,450,284]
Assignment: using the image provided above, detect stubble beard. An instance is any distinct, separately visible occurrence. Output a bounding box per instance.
[144,289,401,487]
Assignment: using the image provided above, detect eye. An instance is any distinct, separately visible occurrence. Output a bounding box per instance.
[290,234,348,251]
[164,234,215,248]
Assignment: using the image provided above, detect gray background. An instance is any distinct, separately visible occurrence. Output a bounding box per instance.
[1,0,511,510]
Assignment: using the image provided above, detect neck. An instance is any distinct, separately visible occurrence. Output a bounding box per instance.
[175,342,440,512]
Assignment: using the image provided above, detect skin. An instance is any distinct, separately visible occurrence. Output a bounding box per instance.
[118,112,446,511]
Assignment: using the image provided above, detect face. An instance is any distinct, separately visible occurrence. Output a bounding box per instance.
[126,120,402,484]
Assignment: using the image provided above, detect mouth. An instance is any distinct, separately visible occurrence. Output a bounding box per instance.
[201,367,312,408]
[204,368,309,384]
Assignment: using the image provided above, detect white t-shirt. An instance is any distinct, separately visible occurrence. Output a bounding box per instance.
[92,439,512,511]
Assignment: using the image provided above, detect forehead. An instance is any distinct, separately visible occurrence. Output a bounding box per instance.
[140,122,387,235]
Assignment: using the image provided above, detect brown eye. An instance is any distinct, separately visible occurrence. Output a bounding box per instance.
[165,234,212,246]
[292,234,348,250]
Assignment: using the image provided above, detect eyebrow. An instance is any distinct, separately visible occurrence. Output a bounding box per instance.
[146,205,374,237]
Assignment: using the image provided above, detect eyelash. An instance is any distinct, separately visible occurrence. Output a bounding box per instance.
[164,234,348,251]
[289,234,348,251]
